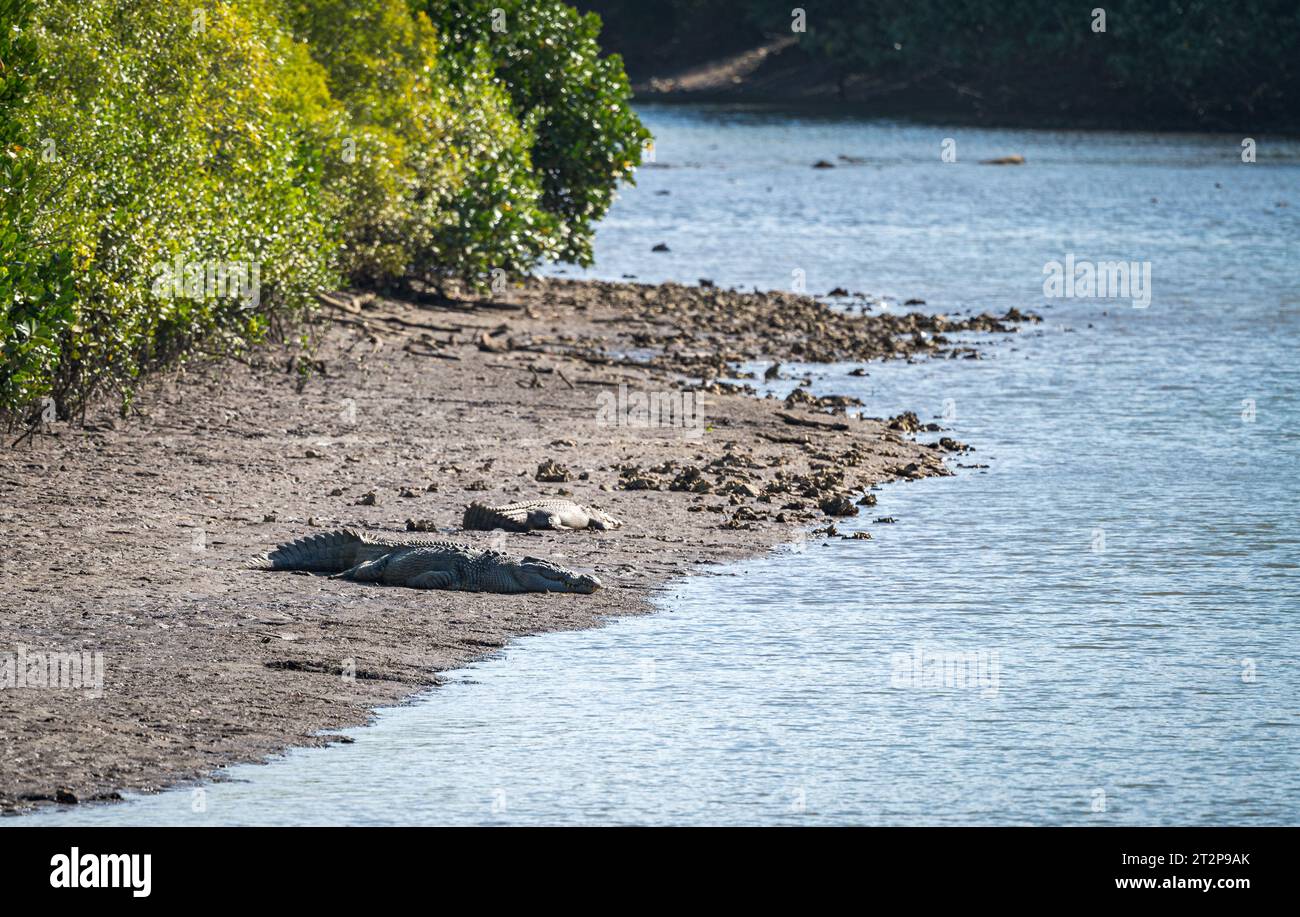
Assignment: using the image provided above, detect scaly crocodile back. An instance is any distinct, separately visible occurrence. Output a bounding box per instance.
[462,499,621,532]
[251,529,469,573]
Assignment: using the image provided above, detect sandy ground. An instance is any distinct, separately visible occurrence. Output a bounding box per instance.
[0,278,1029,813]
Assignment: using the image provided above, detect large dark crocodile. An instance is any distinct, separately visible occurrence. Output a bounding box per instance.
[253,530,601,593]
[462,499,622,532]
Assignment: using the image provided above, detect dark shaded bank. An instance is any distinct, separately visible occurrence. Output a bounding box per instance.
[578,0,1299,133]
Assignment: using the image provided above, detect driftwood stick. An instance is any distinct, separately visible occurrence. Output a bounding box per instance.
[775,411,849,432]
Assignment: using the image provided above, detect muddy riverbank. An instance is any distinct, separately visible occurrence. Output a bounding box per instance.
[0,278,1030,813]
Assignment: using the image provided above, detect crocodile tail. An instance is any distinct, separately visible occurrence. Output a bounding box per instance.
[251,529,365,573]
[461,502,496,531]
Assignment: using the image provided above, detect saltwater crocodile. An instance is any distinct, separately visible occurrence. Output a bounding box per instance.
[253,530,601,593]
[462,499,622,532]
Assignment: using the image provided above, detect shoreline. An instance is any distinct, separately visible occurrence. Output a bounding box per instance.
[0,278,1031,815]
[628,40,1300,136]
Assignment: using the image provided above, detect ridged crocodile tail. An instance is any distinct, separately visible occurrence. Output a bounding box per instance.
[249,530,365,572]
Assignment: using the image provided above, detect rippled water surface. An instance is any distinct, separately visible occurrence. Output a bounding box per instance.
[18,105,1300,826]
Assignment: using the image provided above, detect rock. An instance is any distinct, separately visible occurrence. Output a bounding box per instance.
[874,516,897,524]
[620,471,662,491]
[405,518,436,532]
[827,286,850,296]
[355,491,378,506]
[670,466,713,493]
[725,481,762,498]
[477,330,510,353]
[904,298,926,306]
[980,154,1025,165]
[812,160,836,169]
[535,459,571,482]
[651,242,670,252]
[55,788,78,805]
[856,493,877,506]
[841,531,872,539]
[888,411,922,433]
[819,494,859,517]
[399,487,419,498]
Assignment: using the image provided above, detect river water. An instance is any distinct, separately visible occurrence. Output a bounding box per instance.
[18,104,1299,826]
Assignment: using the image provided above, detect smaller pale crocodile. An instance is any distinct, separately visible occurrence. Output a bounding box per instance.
[253,530,601,593]
[462,499,623,533]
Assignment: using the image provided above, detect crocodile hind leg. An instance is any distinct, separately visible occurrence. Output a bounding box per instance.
[406,570,458,590]
[329,554,391,582]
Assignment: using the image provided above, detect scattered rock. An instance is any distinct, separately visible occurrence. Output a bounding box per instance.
[355,490,378,506]
[819,493,859,516]
[535,459,571,482]
[619,468,663,490]
[725,481,762,498]
[888,411,922,433]
[874,516,898,524]
[670,466,714,494]
[785,388,863,413]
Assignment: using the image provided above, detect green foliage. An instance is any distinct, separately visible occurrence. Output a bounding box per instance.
[0,0,646,423]
[0,0,76,416]
[418,0,650,265]
[279,0,557,285]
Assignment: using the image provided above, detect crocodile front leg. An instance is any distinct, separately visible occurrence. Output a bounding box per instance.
[330,554,391,582]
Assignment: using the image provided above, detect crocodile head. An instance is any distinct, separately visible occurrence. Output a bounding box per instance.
[514,556,602,594]
[588,507,623,530]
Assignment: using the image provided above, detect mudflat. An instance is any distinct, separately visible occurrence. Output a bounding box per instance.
[0,278,1029,813]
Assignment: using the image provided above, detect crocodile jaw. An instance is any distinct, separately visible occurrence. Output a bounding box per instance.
[516,557,602,593]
